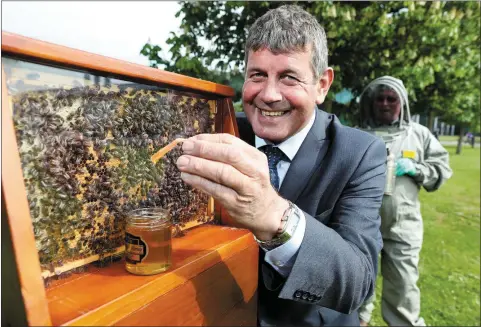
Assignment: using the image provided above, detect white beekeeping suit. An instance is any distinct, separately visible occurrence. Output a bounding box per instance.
[357,76,453,326]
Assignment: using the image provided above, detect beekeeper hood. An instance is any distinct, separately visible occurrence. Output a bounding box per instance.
[359,76,412,131]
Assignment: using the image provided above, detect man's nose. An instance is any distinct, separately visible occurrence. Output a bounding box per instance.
[259,79,282,103]
[377,98,389,106]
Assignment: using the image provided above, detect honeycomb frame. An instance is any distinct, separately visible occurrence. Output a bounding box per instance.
[4,57,220,279]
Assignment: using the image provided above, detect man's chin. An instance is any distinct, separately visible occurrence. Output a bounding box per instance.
[252,126,288,143]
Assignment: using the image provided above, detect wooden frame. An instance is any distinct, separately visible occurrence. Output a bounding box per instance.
[2,32,257,326]
[1,32,234,97]
[2,61,53,326]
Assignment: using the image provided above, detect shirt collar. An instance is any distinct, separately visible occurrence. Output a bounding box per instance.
[255,109,316,161]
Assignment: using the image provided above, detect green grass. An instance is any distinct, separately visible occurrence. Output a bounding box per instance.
[369,146,480,326]
[439,135,480,144]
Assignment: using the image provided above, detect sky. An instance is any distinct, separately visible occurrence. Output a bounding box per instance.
[1,1,182,66]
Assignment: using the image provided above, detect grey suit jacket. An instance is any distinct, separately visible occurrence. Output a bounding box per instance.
[236,110,385,326]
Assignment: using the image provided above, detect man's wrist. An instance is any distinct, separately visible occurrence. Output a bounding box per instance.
[253,198,290,241]
[255,201,301,251]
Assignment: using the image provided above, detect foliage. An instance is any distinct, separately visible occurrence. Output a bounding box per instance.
[141,1,480,129]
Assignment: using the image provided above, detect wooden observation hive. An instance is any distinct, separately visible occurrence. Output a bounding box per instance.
[2,32,258,326]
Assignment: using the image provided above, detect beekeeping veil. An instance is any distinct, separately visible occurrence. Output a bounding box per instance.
[358,76,412,146]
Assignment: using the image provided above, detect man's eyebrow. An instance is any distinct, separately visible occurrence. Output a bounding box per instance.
[280,68,302,76]
[246,66,265,73]
[246,67,302,76]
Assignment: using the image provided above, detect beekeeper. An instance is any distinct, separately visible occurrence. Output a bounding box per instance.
[356,76,453,326]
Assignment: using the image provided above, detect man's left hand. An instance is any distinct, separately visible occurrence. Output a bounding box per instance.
[395,158,417,177]
[175,133,289,241]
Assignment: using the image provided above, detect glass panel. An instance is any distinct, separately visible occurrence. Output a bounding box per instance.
[3,57,218,276]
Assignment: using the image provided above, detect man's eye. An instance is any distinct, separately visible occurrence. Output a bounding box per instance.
[282,75,299,82]
[250,73,264,79]
[280,75,300,85]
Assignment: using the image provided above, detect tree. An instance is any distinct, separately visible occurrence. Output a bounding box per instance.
[141,1,480,153]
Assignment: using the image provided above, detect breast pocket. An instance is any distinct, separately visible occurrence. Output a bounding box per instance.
[315,207,334,225]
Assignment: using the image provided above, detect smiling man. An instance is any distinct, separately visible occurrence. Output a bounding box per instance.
[242,46,327,143]
[176,5,386,326]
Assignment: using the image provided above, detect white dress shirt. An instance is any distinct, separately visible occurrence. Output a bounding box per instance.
[255,110,316,277]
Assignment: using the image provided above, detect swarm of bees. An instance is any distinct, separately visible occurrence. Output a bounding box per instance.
[12,83,217,275]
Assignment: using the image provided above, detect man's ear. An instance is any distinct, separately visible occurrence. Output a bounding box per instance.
[315,67,334,105]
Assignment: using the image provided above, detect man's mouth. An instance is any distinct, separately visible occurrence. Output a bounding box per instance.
[259,109,289,117]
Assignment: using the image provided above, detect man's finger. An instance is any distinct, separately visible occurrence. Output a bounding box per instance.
[177,155,250,191]
[180,171,238,204]
[181,140,265,177]
[192,133,251,149]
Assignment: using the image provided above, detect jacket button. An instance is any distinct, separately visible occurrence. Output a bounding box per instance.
[308,294,315,301]
[294,290,302,298]
[301,292,309,300]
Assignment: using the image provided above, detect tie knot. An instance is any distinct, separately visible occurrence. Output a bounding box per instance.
[261,145,286,169]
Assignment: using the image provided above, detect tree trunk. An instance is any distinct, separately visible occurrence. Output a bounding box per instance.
[427,109,434,130]
[456,125,464,155]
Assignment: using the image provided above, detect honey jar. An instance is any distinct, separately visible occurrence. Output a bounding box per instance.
[125,207,172,275]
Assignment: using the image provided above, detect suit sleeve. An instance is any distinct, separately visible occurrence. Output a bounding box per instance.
[277,138,386,314]
[413,130,453,192]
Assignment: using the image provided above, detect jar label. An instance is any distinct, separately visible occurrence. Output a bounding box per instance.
[125,232,148,264]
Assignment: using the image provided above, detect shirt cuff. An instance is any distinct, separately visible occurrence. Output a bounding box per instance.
[264,209,306,278]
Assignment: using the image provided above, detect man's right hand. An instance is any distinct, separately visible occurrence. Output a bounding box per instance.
[176,133,289,241]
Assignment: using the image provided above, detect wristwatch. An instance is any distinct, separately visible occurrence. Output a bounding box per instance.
[254,201,302,251]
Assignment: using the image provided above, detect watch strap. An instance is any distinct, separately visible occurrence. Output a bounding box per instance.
[255,201,301,251]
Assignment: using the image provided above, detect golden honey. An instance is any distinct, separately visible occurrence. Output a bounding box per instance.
[125,208,172,275]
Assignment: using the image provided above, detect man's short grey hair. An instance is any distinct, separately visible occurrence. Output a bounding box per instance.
[244,5,328,80]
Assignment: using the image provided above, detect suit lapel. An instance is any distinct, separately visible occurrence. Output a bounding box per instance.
[279,110,331,202]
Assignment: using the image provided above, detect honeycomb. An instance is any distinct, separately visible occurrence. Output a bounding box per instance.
[10,82,217,277]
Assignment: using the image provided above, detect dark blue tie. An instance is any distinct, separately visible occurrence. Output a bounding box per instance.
[261,145,287,190]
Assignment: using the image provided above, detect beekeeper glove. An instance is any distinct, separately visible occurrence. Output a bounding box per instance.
[395,158,417,177]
